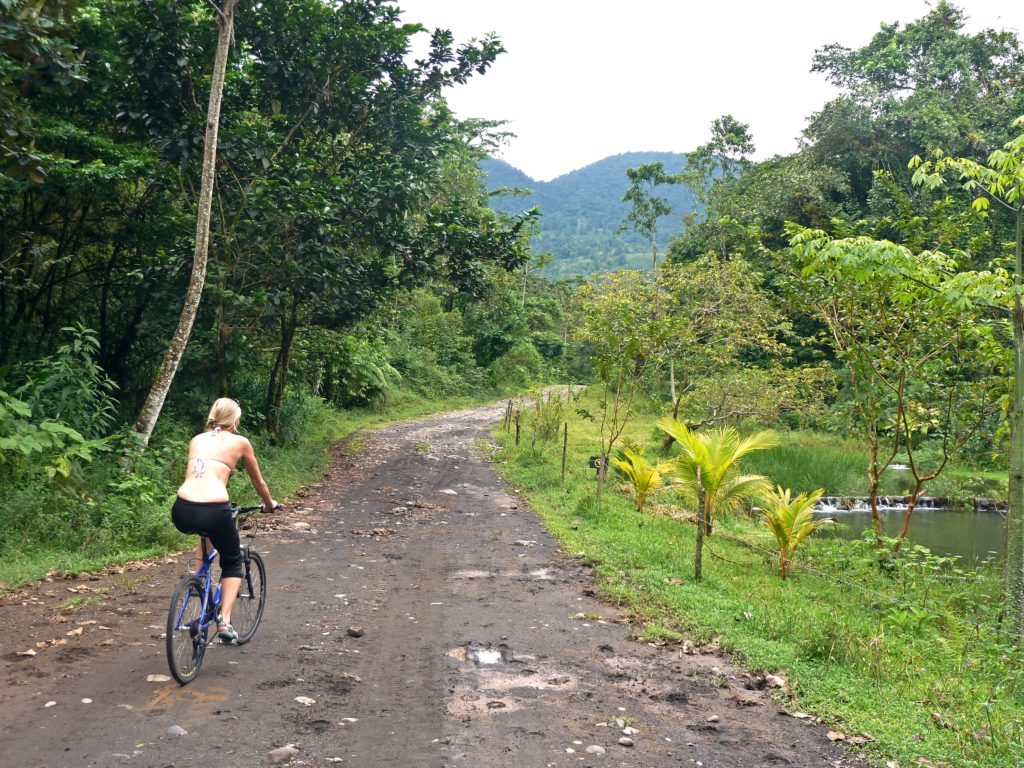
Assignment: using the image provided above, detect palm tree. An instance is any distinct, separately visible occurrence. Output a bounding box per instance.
[761,486,832,580]
[609,446,674,514]
[657,417,776,581]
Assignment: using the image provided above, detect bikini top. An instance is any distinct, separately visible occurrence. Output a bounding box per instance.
[189,426,236,479]
[190,456,236,479]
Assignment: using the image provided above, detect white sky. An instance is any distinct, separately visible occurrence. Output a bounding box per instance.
[397,1,1024,181]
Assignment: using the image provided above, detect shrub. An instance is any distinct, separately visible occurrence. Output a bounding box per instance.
[11,325,118,439]
[487,342,543,390]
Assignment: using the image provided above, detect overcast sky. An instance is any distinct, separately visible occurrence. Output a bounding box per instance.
[396,1,1024,181]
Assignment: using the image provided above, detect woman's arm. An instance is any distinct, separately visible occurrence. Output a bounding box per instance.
[240,437,276,512]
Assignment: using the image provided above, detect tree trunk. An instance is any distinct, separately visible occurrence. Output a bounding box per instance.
[1008,205,1024,641]
[694,467,706,582]
[893,484,925,553]
[868,448,884,548]
[129,0,237,448]
[266,297,298,441]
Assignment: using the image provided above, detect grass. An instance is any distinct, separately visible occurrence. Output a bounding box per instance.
[491,391,1024,767]
[0,391,484,592]
[741,431,1007,504]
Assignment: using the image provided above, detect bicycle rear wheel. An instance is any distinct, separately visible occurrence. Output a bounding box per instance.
[233,550,266,644]
[166,575,208,684]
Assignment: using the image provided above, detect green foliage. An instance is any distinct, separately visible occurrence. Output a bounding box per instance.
[486,341,544,390]
[0,388,109,480]
[0,0,84,180]
[609,445,672,513]
[658,417,776,528]
[492,397,1024,766]
[761,486,831,579]
[10,325,118,438]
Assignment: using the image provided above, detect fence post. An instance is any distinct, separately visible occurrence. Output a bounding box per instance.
[515,409,521,446]
[561,422,568,483]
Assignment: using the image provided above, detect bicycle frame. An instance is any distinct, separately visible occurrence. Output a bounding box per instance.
[169,542,222,644]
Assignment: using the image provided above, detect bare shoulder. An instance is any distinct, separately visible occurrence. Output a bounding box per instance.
[233,433,254,452]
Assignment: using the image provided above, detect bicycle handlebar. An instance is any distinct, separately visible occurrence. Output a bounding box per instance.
[231,502,284,520]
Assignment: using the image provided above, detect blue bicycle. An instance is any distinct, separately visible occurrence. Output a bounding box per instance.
[165,504,268,684]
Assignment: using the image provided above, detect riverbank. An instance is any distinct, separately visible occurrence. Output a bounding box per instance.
[490,394,1023,767]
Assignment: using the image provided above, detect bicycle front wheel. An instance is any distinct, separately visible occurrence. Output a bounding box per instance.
[234,550,266,644]
[166,575,208,684]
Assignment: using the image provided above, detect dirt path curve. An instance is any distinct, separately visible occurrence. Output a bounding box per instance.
[1,403,870,768]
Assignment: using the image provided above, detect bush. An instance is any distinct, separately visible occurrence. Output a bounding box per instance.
[11,325,118,439]
[291,328,401,408]
[275,389,336,447]
[487,342,544,390]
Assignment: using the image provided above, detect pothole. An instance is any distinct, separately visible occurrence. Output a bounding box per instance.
[449,569,493,580]
[450,643,514,665]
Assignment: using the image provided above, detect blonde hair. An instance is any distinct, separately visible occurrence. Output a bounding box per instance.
[206,398,241,432]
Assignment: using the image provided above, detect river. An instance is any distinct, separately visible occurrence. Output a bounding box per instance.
[816,505,1006,564]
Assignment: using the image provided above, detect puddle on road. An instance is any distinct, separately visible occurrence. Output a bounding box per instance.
[449,569,493,580]
[450,643,514,665]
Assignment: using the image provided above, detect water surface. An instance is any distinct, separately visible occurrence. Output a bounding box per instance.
[818,507,1005,564]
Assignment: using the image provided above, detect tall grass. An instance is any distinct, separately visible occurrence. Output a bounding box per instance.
[743,433,911,497]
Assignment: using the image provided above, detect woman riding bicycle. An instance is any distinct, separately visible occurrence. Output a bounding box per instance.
[171,398,277,644]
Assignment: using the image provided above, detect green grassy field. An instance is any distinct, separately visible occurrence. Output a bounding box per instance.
[491,392,1022,767]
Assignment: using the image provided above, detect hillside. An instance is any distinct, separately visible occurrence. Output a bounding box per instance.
[482,152,698,278]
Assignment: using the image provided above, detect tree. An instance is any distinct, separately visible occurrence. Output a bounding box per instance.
[791,225,1005,549]
[761,486,830,580]
[657,418,775,582]
[130,0,237,447]
[619,162,676,270]
[677,114,755,211]
[808,1,1024,206]
[0,0,84,180]
[609,446,673,514]
[571,271,669,501]
[657,254,789,423]
[910,115,1024,637]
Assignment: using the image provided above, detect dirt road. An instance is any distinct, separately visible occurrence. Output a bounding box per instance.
[1,403,869,768]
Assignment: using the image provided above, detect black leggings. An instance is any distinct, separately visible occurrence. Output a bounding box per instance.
[171,497,243,579]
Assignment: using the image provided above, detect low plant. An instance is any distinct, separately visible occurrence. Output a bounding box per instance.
[760,486,830,579]
[608,445,673,513]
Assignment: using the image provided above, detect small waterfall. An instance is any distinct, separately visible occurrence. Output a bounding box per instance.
[814,496,1006,514]
[814,495,948,513]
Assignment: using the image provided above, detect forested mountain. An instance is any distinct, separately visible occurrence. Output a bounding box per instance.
[482,152,699,277]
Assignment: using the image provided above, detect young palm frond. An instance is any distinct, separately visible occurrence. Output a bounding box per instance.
[762,485,831,579]
[657,417,777,526]
[609,446,673,513]
[656,417,776,582]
